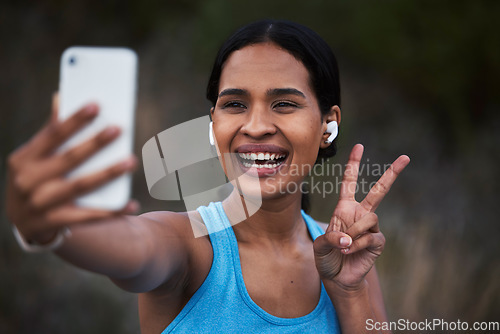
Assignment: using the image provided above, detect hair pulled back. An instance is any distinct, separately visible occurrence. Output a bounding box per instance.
[206,19,342,211]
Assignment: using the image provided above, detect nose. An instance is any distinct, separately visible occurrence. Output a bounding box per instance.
[240,105,277,139]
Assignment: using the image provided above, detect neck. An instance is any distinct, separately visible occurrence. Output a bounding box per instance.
[222,189,308,245]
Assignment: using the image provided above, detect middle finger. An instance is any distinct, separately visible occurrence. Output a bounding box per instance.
[30,156,136,210]
[18,126,121,193]
[339,143,364,200]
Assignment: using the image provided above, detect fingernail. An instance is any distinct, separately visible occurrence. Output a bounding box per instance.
[103,126,120,138]
[342,248,350,254]
[128,200,140,213]
[84,104,98,116]
[121,157,136,169]
[340,236,352,247]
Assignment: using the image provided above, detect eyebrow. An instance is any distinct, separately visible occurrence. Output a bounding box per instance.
[218,88,248,98]
[218,87,306,99]
[266,88,306,99]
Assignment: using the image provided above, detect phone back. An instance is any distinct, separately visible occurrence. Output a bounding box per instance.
[59,46,137,210]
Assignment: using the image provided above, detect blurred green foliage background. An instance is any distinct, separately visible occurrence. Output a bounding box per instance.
[1,0,499,333]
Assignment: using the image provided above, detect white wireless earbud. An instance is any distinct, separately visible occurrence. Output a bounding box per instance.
[325,121,338,143]
[209,121,215,145]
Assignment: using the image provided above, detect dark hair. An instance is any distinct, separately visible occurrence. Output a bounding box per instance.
[206,19,341,212]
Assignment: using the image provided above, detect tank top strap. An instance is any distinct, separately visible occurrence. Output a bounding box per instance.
[301,210,326,240]
[196,202,234,265]
[197,202,231,234]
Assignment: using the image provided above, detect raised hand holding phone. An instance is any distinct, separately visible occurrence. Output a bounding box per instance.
[6,47,139,249]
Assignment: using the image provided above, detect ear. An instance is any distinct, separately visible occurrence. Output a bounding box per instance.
[209,107,217,147]
[320,105,341,149]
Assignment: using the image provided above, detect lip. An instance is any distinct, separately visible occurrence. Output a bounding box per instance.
[233,144,289,177]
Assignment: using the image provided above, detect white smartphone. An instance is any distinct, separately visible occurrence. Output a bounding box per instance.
[59,46,138,210]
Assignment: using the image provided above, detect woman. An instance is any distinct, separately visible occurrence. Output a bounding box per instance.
[6,20,409,333]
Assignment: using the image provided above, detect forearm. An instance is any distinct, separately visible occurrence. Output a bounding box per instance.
[54,215,150,280]
[53,212,190,293]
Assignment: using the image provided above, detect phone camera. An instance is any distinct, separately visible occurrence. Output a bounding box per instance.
[68,56,77,66]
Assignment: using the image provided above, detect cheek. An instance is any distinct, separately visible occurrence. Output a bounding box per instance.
[212,117,237,149]
[289,119,323,158]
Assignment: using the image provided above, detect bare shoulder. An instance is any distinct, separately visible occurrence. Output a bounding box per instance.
[135,209,213,295]
[137,209,212,276]
[130,210,214,332]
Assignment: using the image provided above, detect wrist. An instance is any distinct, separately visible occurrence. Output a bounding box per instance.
[12,225,72,253]
[30,231,59,244]
[323,278,369,299]
[324,279,376,333]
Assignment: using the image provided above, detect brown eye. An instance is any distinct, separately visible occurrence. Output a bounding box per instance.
[224,102,246,108]
[273,101,298,112]
[275,102,294,108]
[221,101,247,113]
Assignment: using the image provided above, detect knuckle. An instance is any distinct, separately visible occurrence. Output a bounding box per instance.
[46,122,66,142]
[346,224,358,236]
[377,236,386,253]
[29,183,55,211]
[325,232,339,246]
[13,174,31,194]
[27,194,44,211]
[71,178,88,194]
[376,181,388,193]
[8,144,33,170]
[7,151,22,170]
[380,233,386,245]
[44,207,66,225]
[363,197,375,209]
[62,147,83,166]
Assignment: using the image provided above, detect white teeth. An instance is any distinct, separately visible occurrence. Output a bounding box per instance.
[238,152,287,161]
[242,161,283,169]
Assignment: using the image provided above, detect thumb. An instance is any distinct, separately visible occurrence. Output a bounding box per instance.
[314,231,352,256]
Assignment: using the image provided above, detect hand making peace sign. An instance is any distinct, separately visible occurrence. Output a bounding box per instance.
[314,144,410,290]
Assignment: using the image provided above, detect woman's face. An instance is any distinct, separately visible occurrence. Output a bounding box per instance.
[211,42,337,201]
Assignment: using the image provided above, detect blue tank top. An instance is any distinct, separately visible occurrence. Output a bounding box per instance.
[162,202,341,333]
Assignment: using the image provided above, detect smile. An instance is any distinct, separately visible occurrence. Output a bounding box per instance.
[238,152,287,169]
[234,144,289,176]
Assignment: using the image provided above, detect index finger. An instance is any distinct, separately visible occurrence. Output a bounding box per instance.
[23,97,99,160]
[339,144,364,200]
[360,154,410,212]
